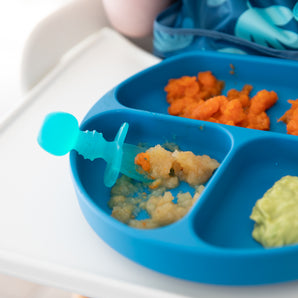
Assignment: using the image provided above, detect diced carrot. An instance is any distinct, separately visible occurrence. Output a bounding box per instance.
[165,76,199,103]
[181,98,203,118]
[280,102,298,135]
[135,152,151,172]
[168,98,187,116]
[246,112,270,130]
[287,120,298,135]
[192,96,222,120]
[227,84,252,108]
[279,99,298,124]
[164,71,280,132]
[219,99,246,124]
[198,71,217,87]
[249,90,278,114]
[198,71,224,99]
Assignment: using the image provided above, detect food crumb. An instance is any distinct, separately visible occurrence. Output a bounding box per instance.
[229,63,235,75]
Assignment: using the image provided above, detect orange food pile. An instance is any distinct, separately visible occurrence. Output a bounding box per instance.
[165,71,278,130]
[135,152,151,172]
[279,99,298,135]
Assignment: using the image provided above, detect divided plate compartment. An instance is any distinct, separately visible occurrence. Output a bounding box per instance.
[70,52,298,285]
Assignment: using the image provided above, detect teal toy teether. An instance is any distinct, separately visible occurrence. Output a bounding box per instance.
[37,112,150,187]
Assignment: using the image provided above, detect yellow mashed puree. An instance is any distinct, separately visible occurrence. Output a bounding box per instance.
[108,144,219,229]
[250,175,298,247]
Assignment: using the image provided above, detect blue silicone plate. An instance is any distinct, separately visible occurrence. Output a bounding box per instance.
[70,51,298,286]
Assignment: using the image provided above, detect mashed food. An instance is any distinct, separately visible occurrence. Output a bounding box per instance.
[250,175,298,247]
[108,145,219,229]
[165,71,278,130]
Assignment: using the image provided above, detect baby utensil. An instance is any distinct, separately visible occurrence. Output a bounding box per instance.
[37,112,150,187]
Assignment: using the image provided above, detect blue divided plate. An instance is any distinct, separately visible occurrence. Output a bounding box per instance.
[70,51,298,285]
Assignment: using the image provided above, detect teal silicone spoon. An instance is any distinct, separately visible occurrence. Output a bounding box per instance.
[37,112,150,187]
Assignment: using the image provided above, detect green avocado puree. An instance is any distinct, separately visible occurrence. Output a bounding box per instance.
[250,175,298,248]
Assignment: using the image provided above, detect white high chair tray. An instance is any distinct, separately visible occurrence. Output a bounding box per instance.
[0,28,297,298]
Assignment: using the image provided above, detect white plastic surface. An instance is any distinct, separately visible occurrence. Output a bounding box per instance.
[0,28,298,298]
[21,0,108,92]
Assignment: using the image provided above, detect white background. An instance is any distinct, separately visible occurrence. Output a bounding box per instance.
[0,0,70,117]
[0,1,73,297]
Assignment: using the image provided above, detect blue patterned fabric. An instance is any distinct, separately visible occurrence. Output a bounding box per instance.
[153,0,298,59]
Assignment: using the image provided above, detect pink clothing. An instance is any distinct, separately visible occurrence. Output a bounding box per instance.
[102,0,173,37]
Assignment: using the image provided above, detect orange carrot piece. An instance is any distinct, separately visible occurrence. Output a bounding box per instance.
[165,76,199,102]
[198,71,224,99]
[135,152,151,172]
[279,99,298,124]
[246,112,270,130]
[227,84,252,108]
[192,96,223,120]
[280,103,298,135]
[219,99,246,124]
[249,90,278,114]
